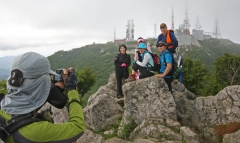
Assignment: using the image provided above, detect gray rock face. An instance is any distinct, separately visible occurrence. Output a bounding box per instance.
[122,77,177,126]
[191,85,240,129]
[104,138,132,143]
[173,91,193,126]
[84,94,123,131]
[77,129,105,143]
[180,126,199,143]
[39,102,69,123]
[129,118,182,142]
[223,129,240,143]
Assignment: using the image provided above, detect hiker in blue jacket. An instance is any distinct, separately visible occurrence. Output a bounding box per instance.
[114,44,131,98]
[156,41,173,93]
[157,23,178,54]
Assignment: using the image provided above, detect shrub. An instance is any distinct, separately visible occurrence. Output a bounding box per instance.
[214,122,240,142]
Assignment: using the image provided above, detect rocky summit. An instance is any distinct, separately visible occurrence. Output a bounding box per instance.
[42,73,240,143]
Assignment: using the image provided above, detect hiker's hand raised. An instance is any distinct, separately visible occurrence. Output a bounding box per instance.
[156,74,164,78]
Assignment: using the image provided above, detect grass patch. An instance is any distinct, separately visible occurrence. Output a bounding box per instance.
[93,117,122,140]
[158,133,173,141]
[214,122,240,142]
[119,116,137,140]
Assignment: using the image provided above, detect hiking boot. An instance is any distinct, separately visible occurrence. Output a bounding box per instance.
[125,74,135,82]
[117,95,123,99]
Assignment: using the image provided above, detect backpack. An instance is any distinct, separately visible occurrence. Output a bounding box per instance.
[0,107,53,141]
[149,53,160,72]
[162,52,183,78]
[0,114,43,140]
[144,52,160,72]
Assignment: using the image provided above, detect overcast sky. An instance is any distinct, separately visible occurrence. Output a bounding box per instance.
[0,0,239,57]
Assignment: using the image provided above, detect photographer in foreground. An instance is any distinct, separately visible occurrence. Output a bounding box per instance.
[0,52,84,143]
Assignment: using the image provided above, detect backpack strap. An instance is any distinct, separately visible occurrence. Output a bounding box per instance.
[162,51,173,76]
[3,114,43,136]
[163,51,171,66]
[143,51,154,69]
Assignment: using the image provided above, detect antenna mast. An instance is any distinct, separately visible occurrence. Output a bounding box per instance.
[171,6,174,30]
[212,17,221,38]
[126,19,134,41]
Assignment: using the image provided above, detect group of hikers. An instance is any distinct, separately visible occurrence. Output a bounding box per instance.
[0,22,181,143]
[114,23,181,99]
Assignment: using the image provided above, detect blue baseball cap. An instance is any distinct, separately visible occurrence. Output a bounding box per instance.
[138,43,147,49]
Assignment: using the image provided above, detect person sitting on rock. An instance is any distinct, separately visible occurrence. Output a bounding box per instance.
[155,41,173,93]
[132,37,145,80]
[125,42,154,82]
[114,44,131,98]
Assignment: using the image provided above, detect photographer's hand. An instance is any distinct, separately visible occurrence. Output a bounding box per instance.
[66,67,78,92]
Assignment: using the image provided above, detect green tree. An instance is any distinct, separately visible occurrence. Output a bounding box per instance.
[76,67,97,98]
[200,74,222,96]
[182,57,209,95]
[215,53,240,86]
[0,80,7,94]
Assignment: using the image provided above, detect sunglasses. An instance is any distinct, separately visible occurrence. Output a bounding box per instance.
[160,27,166,29]
[157,45,165,47]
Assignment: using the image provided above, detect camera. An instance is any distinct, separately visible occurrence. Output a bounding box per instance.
[52,68,64,82]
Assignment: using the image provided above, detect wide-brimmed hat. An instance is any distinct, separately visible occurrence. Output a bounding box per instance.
[1,52,57,114]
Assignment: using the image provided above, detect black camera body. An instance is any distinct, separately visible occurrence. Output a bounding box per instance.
[52,68,64,82]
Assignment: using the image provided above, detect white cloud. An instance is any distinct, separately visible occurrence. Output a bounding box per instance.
[0,0,239,57]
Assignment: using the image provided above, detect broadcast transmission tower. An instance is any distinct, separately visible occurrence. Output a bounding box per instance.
[171,6,174,30]
[154,24,157,38]
[126,19,134,41]
[114,27,116,41]
[183,6,190,34]
[195,16,201,30]
[212,17,221,38]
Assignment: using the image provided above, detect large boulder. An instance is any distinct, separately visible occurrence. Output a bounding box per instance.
[223,129,240,143]
[104,138,132,143]
[84,94,123,131]
[129,118,182,142]
[122,77,177,126]
[180,126,199,143]
[191,85,240,129]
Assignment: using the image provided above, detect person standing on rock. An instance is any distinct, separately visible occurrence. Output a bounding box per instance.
[125,42,154,82]
[114,44,131,98]
[156,41,173,93]
[157,23,178,54]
